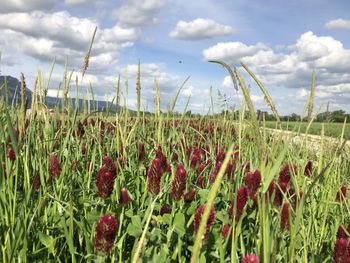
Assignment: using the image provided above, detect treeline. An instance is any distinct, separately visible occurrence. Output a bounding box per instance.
[259,110,349,123]
[201,109,349,123]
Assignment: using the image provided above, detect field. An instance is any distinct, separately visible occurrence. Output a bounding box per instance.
[1,63,350,263]
[264,121,350,140]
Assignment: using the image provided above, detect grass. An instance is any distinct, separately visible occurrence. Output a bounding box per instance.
[264,121,350,140]
[0,59,349,262]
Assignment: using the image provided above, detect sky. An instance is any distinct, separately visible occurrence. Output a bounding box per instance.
[0,0,349,115]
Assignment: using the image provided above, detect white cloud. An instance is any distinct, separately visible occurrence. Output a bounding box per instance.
[325,19,350,29]
[222,76,233,88]
[0,11,138,72]
[112,0,165,27]
[0,0,56,13]
[203,42,269,63]
[65,0,94,5]
[205,31,350,110]
[169,18,234,40]
[296,88,309,99]
[181,85,194,96]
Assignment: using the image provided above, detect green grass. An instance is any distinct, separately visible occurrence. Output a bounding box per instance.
[0,60,349,262]
[264,121,350,140]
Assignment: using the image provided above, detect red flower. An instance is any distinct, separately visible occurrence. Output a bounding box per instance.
[336,185,347,202]
[245,169,261,198]
[333,238,350,263]
[226,161,236,180]
[172,151,179,162]
[94,214,118,254]
[32,174,41,191]
[7,147,15,162]
[209,172,217,184]
[274,182,288,207]
[49,153,61,178]
[191,154,200,169]
[221,223,231,238]
[229,187,248,222]
[241,254,259,263]
[281,202,290,230]
[194,204,216,239]
[119,187,131,206]
[155,146,171,173]
[81,144,87,156]
[197,175,205,188]
[304,160,313,177]
[160,205,171,216]
[96,166,115,198]
[184,188,196,202]
[147,158,162,195]
[199,163,206,175]
[278,163,297,185]
[242,161,251,173]
[337,225,349,239]
[138,143,146,161]
[267,180,275,200]
[102,156,116,176]
[216,150,226,164]
[170,164,187,200]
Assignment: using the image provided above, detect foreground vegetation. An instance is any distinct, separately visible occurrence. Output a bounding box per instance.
[0,59,349,262]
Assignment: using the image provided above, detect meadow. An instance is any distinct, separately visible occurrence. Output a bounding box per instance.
[265,121,350,140]
[0,60,350,263]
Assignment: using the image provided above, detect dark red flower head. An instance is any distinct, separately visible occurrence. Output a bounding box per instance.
[197,175,205,188]
[229,187,248,222]
[170,164,187,200]
[278,163,297,185]
[337,225,349,239]
[304,160,313,177]
[333,238,350,263]
[241,254,259,263]
[199,163,207,175]
[336,185,347,202]
[160,205,171,216]
[94,214,118,254]
[147,158,162,195]
[245,169,261,198]
[81,144,87,155]
[226,161,236,180]
[119,187,131,206]
[49,153,61,178]
[184,188,196,202]
[281,202,290,230]
[138,143,146,161]
[32,174,41,191]
[209,172,217,184]
[96,166,115,198]
[102,156,116,176]
[7,147,15,162]
[194,204,216,239]
[274,182,288,206]
[191,154,201,169]
[216,150,226,164]
[221,223,231,238]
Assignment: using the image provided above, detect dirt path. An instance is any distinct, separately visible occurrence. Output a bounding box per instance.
[265,128,350,149]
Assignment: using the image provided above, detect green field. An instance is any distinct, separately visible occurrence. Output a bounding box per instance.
[264,121,350,140]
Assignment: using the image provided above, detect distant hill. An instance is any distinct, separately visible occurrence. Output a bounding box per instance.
[0,75,126,113]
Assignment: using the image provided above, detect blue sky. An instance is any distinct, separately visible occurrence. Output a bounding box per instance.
[0,0,349,115]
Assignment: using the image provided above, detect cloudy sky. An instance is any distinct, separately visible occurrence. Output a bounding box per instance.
[0,0,349,115]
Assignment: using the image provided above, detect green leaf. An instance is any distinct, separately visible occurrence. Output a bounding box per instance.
[173,212,185,237]
[162,214,173,225]
[198,189,210,203]
[127,215,142,237]
[38,231,55,255]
